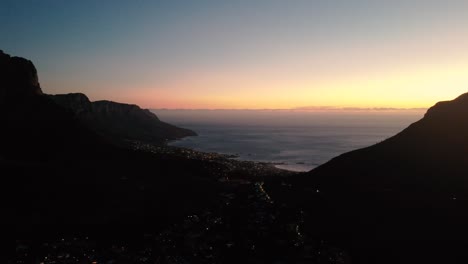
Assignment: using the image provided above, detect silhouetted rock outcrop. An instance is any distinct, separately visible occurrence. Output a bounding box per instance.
[0,50,42,105]
[0,51,106,161]
[49,92,92,114]
[50,93,196,145]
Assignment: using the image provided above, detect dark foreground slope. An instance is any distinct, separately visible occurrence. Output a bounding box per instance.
[50,93,196,146]
[273,93,468,263]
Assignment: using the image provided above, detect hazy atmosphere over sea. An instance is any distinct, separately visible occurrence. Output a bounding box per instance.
[155,109,425,171]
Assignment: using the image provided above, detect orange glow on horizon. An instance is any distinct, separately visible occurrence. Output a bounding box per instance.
[88,62,468,110]
[31,2,468,110]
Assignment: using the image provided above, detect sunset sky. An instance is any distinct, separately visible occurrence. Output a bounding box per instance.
[2,1,468,109]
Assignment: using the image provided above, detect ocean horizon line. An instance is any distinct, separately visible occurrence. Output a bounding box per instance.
[152,107,428,112]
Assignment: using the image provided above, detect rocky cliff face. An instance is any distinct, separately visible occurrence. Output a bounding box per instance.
[0,50,42,105]
[50,93,93,115]
[50,93,196,145]
[0,51,107,161]
[92,100,158,118]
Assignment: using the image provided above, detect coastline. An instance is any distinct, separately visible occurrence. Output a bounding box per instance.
[167,136,313,172]
[131,140,298,180]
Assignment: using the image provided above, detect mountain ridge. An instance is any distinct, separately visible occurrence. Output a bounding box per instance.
[50,92,196,145]
[300,91,468,193]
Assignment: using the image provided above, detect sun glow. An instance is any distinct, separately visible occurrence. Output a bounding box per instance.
[103,62,468,110]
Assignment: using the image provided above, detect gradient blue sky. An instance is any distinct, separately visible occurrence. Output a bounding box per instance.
[2,0,468,109]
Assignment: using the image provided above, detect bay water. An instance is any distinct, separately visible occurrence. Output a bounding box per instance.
[153,109,425,172]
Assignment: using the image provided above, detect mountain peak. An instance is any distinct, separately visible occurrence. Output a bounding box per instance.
[424,92,468,120]
[0,51,43,105]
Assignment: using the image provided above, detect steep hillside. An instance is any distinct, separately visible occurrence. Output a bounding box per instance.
[279,93,468,263]
[301,92,468,196]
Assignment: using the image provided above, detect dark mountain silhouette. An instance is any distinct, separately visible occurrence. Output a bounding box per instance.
[6,49,468,263]
[0,50,42,101]
[50,93,196,146]
[271,93,468,263]
[0,50,108,161]
[0,50,221,240]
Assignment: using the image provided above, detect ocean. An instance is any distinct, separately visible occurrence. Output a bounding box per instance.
[153,109,425,172]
